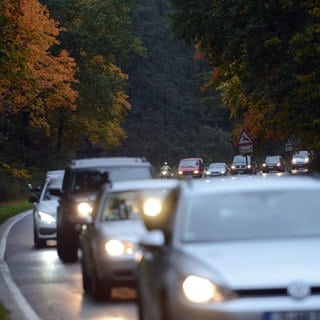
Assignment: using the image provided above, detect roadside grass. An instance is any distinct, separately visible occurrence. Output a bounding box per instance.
[0,200,33,320]
[0,200,32,224]
[0,305,9,320]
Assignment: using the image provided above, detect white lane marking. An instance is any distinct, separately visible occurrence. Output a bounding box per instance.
[0,210,42,320]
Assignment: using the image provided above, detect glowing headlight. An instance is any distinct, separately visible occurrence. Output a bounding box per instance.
[194,170,199,174]
[143,198,162,217]
[182,275,223,303]
[231,165,235,169]
[247,164,252,169]
[276,162,281,167]
[262,163,266,167]
[304,158,309,163]
[105,239,136,257]
[77,202,93,219]
[178,170,183,175]
[38,211,56,224]
[292,159,297,164]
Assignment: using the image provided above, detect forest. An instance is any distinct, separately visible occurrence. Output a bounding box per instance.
[1,0,319,200]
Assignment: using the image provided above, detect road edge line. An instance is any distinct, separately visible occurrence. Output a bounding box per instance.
[0,210,42,320]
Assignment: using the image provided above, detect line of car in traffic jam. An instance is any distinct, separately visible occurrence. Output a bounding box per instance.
[27,153,320,319]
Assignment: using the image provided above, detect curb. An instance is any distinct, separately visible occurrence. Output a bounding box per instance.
[0,211,41,320]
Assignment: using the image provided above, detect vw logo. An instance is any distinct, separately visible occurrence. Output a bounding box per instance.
[287,281,311,299]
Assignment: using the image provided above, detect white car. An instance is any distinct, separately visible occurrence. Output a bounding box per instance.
[29,173,64,248]
[79,178,179,301]
[138,176,320,320]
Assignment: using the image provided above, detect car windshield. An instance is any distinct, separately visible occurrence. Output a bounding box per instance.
[179,160,199,167]
[70,167,152,193]
[43,179,63,200]
[265,156,280,163]
[181,190,320,243]
[101,188,171,221]
[293,151,309,159]
[209,164,225,170]
[233,155,246,163]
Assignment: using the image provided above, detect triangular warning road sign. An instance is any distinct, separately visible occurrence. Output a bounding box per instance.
[236,129,254,146]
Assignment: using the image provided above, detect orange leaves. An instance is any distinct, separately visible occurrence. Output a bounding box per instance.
[0,0,78,115]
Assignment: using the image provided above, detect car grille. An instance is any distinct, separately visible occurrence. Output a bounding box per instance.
[236,286,320,297]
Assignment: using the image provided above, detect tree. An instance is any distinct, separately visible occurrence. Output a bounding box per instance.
[111,0,233,168]
[41,0,143,155]
[170,0,320,152]
[0,0,77,168]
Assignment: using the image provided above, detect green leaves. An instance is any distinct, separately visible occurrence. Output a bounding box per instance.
[170,0,320,151]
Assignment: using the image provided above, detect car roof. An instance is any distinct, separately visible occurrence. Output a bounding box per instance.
[179,157,202,161]
[102,178,180,193]
[69,157,152,169]
[182,175,320,196]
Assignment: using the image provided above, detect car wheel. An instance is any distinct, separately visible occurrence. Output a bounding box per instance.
[90,269,111,301]
[33,224,46,248]
[81,256,90,293]
[57,225,78,263]
[136,286,145,320]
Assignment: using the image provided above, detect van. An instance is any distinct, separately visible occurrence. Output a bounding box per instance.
[178,157,205,178]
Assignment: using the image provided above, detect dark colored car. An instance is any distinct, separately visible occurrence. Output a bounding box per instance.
[53,157,155,263]
[230,154,257,175]
[262,155,286,173]
[177,158,205,178]
[80,179,179,301]
[204,162,230,177]
[137,176,320,320]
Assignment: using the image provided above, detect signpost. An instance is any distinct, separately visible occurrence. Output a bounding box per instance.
[236,129,254,154]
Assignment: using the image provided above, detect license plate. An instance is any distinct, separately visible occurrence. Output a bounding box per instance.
[265,311,320,320]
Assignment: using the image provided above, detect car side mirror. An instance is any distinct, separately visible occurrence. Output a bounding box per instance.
[139,230,165,249]
[29,195,39,203]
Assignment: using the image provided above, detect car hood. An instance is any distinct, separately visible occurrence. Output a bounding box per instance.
[36,200,59,215]
[182,239,320,288]
[100,220,147,242]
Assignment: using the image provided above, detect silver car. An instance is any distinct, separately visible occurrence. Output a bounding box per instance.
[137,176,320,320]
[79,178,179,301]
[29,174,64,248]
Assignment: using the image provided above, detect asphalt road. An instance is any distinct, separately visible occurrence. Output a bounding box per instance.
[0,211,138,320]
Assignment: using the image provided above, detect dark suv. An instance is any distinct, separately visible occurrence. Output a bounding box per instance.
[230,154,258,175]
[54,157,154,263]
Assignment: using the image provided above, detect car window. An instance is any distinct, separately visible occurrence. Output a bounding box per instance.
[101,188,172,222]
[233,155,246,163]
[181,190,320,243]
[70,166,152,193]
[179,160,199,167]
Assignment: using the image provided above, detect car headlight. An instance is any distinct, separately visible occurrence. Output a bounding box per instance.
[38,211,56,224]
[77,202,93,219]
[182,275,225,303]
[276,162,281,167]
[262,163,266,167]
[105,239,137,257]
[178,170,183,175]
[143,198,162,217]
[304,158,309,163]
[194,170,199,174]
[292,159,297,164]
[231,165,235,169]
[247,164,252,169]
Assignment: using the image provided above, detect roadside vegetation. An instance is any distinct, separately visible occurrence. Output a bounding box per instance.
[0,200,32,224]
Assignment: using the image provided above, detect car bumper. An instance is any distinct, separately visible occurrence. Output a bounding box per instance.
[35,221,56,240]
[95,255,139,286]
[170,295,320,320]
